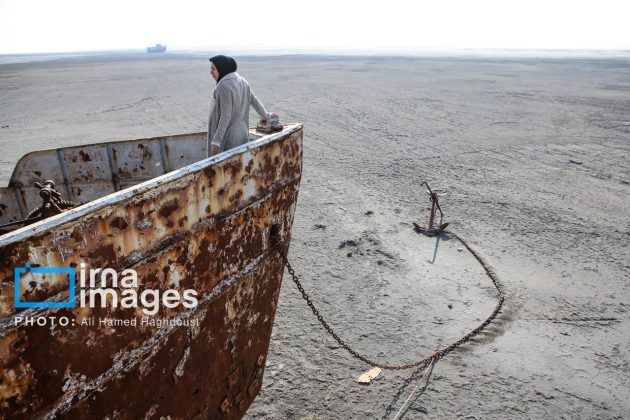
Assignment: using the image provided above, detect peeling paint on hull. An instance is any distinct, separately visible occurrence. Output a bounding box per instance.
[0,124,303,419]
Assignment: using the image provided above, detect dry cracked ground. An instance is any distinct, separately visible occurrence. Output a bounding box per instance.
[1,53,628,419]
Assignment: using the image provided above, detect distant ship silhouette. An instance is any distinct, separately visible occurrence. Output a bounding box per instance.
[146,44,166,53]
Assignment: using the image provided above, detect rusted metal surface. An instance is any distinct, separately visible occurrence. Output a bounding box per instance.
[0,124,302,418]
[0,130,265,225]
[0,181,81,233]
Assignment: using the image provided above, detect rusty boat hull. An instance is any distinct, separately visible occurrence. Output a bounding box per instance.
[0,124,303,418]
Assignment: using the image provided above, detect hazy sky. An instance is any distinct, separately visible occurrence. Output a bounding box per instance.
[0,0,629,54]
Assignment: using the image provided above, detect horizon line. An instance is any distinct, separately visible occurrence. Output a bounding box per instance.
[1,46,630,58]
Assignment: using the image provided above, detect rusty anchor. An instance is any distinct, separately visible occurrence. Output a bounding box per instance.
[413,182,449,236]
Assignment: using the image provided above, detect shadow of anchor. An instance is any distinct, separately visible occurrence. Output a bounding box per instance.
[412,182,451,263]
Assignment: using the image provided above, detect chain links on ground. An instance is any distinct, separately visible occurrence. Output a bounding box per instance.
[273,231,505,370]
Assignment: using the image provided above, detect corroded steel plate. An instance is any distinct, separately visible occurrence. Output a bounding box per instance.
[0,124,303,419]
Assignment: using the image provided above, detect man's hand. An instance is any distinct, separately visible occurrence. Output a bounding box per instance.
[210,145,220,156]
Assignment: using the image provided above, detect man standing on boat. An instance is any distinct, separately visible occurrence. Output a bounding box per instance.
[207,55,277,156]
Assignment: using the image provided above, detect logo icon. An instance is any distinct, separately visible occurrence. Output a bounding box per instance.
[14,263,76,308]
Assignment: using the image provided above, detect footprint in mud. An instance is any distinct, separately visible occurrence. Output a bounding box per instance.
[338,232,400,268]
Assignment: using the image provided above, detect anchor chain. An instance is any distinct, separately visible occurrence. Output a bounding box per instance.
[0,180,81,233]
[272,232,505,370]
